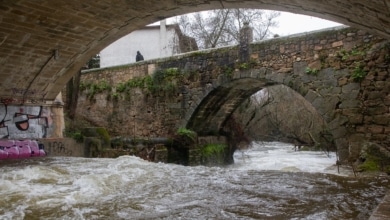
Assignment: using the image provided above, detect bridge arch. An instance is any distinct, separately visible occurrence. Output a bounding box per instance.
[0,0,389,101]
[186,76,277,134]
[184,66,341,148]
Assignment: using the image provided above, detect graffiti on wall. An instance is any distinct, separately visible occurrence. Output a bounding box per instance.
[0,99,52,139]
[0,139,46,160]
[45,140,73,156]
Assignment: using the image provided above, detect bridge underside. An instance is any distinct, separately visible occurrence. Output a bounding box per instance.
[0,0,389,102]
[187,78,276,134]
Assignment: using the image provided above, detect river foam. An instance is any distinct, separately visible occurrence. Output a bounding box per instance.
[0,142,387,219]
[231,141,353,176]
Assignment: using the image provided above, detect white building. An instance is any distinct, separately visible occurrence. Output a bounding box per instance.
[100,21,197,68]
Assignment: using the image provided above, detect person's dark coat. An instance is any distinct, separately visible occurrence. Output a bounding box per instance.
[136,51,144,62]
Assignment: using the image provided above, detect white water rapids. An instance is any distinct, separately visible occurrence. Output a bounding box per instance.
[0,142,388,219]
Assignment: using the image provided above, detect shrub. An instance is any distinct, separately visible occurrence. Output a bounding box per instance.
[351,64,366,82]
[176,128,196,141]
[305,67,319,75]
[201,144,226,157]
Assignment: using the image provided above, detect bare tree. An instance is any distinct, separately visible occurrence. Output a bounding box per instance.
[175,9,280,49]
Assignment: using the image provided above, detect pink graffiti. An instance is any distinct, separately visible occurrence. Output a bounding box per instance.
[0,139,46,160]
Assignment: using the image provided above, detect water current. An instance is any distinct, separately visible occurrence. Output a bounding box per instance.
[0,142,389,219]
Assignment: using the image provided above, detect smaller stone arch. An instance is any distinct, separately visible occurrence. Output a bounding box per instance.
[186,77,276,135]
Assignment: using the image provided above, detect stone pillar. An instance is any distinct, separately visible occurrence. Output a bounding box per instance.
[188,148,202,166]
[239,22,253,62]
[154,144,168,163]
[50,105,64,138]
[159,19,168,57]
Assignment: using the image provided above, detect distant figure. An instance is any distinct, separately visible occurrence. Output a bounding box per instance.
[136,51,144,62]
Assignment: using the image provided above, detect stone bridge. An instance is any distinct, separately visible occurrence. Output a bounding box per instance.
[0,0,389,102]
[78,27,389,162]
[0,1,389,161]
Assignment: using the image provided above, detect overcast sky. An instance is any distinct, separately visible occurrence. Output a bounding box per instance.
[272,12,343,36]
[156,10,344,38]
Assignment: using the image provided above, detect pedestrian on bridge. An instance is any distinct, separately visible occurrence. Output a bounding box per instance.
[136,51,144,62]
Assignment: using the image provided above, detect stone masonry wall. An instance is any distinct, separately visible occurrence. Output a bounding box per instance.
[74,27,389,161]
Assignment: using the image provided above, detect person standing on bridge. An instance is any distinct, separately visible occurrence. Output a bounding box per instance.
[136,51,144,62]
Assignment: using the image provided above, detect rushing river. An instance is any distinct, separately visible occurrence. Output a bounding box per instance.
[0,142,388,220]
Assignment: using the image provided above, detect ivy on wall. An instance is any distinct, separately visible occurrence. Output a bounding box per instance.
[79,67,188,100]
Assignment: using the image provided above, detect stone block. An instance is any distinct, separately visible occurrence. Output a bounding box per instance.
[293,61,307,75]
[308,60,321,70]
[364,99,383,107]
[367,125,384,134]
[371,134,388,141]
[339,99,360,109]
[154,144,168,163]
[331,126,348,139]
[340,89,359,99]
[338,77,349,86]
[347,114,363,124]
[328,115,349,130]
[335,138,349,161]
[332,40,343,47]
[356,126,366,133]
[81,127,111,148]
[367,106,388,115]
[348,141,363,160]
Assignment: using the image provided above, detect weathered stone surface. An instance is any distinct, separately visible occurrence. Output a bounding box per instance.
[367,125,385,134]
[339,99,360,109]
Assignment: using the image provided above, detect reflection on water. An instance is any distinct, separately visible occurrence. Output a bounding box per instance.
[0,142,388,219]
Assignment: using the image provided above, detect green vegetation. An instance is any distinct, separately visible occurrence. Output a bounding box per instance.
[150,68,182,95]
[222,66,234,78]
[358,143,390,173]
[305,67,319,75]
[71,131,83,143]
[176,128,196,141]
[79,81,90,91]
[111,92,119,100]
[338,46,366,61]
[79,80,112,100]
[201,144,226,157]
[80,67,189,99]
[351,63,366,82]
[238,62,250,70]
[358,159,380,172]
[64,115,95,143]
[191,51,207,56]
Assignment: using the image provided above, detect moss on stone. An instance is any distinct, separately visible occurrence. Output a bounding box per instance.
[200,143,227,166]
[82,127,111,148]
[358,158,381,171]
[358,142,390,173]
[176,128,196,141]
[201,143,226,157]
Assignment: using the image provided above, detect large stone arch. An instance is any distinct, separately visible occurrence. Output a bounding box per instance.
[0,0,389,101]
[184,65,353,126]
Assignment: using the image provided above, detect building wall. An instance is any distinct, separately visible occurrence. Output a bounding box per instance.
[100,22,179,68]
